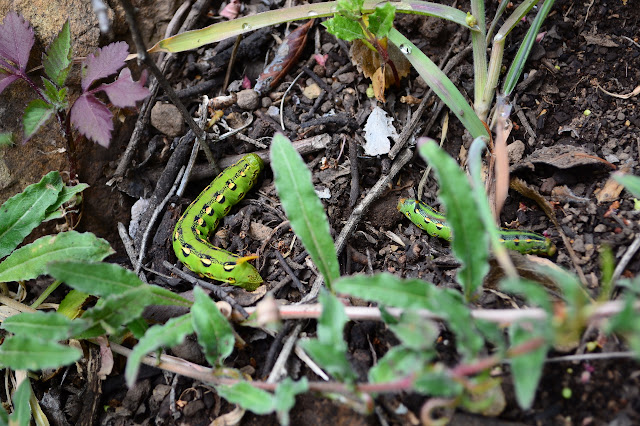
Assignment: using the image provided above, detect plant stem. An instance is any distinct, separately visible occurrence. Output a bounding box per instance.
[31,280,63,309]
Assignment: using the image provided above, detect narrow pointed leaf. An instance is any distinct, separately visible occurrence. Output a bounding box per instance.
[0,335,81,370]
[509,322,548,409]
[0,231,113,283]
[334,272,432,309]
[2,311,85,341]
[216,382,275,415]
[42,183,89,222]
[614,173,640,199]
[418,140,489,300]
[0,171,62,260]
[192,287,234,366]
[125,314,193,387]
[42,20,72,86]
[8,380,31,425]
[270,133,339,289]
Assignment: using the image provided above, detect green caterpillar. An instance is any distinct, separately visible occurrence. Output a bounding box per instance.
[397,198,557,256]
[173,154,264,291]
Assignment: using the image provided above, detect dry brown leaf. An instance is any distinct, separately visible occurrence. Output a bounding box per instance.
[512,144,616,171]
[350,39,410,90]
[371,66,386,102]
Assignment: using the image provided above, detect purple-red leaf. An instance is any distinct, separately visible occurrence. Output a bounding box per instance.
[98,68,149,108]
[70,94,113,147]
[0,12,34,72]
[81,41,129,92]
[0,74,18,95]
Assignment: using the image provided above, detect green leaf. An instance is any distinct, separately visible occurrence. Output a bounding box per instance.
[2,311,85,341]
[369,346,431,384]
[216,382,275,415]
[500,277,552,313]
[57,290,90,320]
[0,335,81,370]
[8,380,31,426]
[192,286,235,366]
[78,288,151,337]
[334,272,433,309]
[614,173,640,199]
[270,133,339,289]
[414,363,463,396]
[388,310,439,350]
[48,261,191,306]
[387,29,488,139]
[322,16,366,42]
[43,183,89,222]
[0,171,62,259]
[0,231,113,282]
[418,140,489,300]
[368,2,396,38]
[509,322,549,409]
[274,378,308,425]
[23,99,54,141]
[42,20,72,87]
[47,261,143,296]
[299,290,354,381]
[0,132,13,146]
[125,314,193,387]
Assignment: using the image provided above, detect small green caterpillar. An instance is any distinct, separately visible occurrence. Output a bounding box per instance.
[397,198,557,256]
[173,154,264,291]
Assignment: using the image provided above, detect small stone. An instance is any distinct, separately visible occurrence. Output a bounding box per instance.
[151,103,184,137]
[303,83,322,100]
[236,89,260,110]
[337,72,355,84]
[261,97,272,108]
[617,112,625,121]
[594,224,608,233]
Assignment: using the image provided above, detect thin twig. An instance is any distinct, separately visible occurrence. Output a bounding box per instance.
[136,167,184,274]
[612,233,640,285]
[266,322,303,383]
[117,222,148,283]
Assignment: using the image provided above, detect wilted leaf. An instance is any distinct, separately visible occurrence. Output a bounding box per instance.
[350,39,410,86]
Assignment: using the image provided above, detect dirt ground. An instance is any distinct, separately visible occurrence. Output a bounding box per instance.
[3,0,640,424]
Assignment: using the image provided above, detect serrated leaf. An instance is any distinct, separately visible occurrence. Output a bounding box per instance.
[8,380,30,426]
[418,140,489,301]
[0,231,113,283]
[69,93,113,147]
[23,99,54,141]
[0,335,81,370]
[334,272,432,309]
[322,15,365,42]
[125,314,193,387]
[0,12,34,72]
[216,382,275,415]
[0,171,62,259]
[2,311,84,341]
[509,322,548,409]
[41,78,68,108]
[98,68,149,108]
[368,2,396,38]
[0,131,13,146]
[42,20,72,87]
[299,290,354,381]
[270,133,339,289]
[274,378,308,425]
[81,41,128,91]
[192,287,234,366]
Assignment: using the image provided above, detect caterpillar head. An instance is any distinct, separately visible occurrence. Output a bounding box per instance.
[224,255,263,291]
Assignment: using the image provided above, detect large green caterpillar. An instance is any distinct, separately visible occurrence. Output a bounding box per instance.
[173,154,264,291]
[397,198,557,256]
